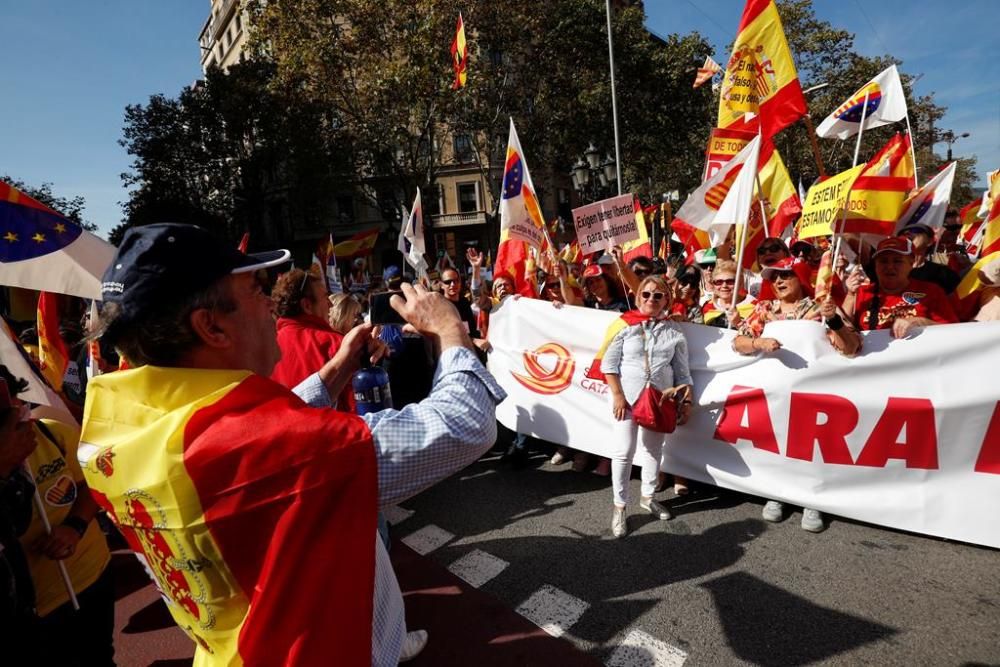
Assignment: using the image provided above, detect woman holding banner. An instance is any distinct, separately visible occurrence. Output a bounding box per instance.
[600,276,693,538]
[731,258,860,532]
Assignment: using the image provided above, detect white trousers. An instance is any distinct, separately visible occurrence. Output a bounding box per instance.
[610,411,666,506]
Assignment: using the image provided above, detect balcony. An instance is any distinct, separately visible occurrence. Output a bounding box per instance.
[431,211,487,228]
[213,0,239,40]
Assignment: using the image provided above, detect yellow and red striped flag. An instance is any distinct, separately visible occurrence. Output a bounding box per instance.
[80,367,378,665]
[333,228,379,259]
[495,229,537,297]
[978,169,1000,258]
[717,0,806,140]
[693,56,722,89]
[36,291,69,391]
[450,13,468,89]
[621,199,654,263]
[959,196,985,245]
[840,132,915,236]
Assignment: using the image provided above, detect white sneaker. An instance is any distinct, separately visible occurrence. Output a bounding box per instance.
[801,508,825,533]
[762,500,784,523]
[550,451,568,465]
[639,497,672,520]
[611,506,627,538]
[399,629,428,662]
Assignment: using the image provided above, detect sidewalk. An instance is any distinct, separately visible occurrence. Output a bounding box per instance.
[110,544,599,666]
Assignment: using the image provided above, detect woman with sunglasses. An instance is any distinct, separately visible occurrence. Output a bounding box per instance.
[582,265,629,312]
[600,276,693,538]
[702,259,745,328]
[731,257,860,533]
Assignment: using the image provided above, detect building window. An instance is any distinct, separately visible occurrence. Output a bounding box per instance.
[453,134,473,163]
[457,183,479,213]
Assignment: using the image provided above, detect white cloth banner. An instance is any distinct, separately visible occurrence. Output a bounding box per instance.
[488,298,1000,548]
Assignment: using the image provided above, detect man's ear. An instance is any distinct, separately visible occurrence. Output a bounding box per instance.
[189,308,232,350]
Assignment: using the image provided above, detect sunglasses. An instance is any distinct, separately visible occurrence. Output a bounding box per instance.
[441,279,459,286]
[633,269,651,277]
[757,243,785,254]
[712,278,736,286]
[640,291,665,301]
[768,270,795,280]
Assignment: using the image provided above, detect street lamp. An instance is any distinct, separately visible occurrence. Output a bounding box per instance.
[571,144,617,203]
[940,131,971,161]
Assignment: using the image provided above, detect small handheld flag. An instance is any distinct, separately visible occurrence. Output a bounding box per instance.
[451,13,468,89]
[693,56,722,89]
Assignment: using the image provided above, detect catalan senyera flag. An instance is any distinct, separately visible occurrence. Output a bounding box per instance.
[693,56,722,89]
[79,366,377,666]
[717,0,806,140]
[671,220,711,265]
[681,134,762,247]
[816,65,908,140]
[451,13,468,89]
[0,180,115,300]
[959,196,985,245]
[895,162,957,235]
[842,132,915,236]
[36,291,69,392]
[333,228,379,259]
[621,198,653,263]
[499,118,546,250]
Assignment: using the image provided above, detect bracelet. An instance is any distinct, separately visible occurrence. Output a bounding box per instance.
[825,314,845,331]
[61,515,89,538]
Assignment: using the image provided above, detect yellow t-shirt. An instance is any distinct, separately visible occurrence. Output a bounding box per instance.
[20,419,110,616]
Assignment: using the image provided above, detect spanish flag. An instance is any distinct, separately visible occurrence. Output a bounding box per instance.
[717,0,806,140]
[36,291,69,392]
[584,310,651,381]
[333,228,379,259]
[495,230,537,297]
[954,251,1000,320]
[959,196,985,245]
[979,169,1000,258]
[451,13,468,89]
[671,219,711,265]
[842,133,915,236]
[621,198,653,263]
[79,367,377,665]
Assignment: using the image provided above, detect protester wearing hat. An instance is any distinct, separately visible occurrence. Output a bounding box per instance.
[731,258,859,533]
[582,264,629,312]
[82,223,506,665]
[747,237,792,299]
[898,224,962,294]
[601,275,693,537]
[845,236,958,336]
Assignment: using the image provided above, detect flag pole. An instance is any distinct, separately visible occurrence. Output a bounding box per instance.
[904,111,920,188]
[24,461,79,611]
[605,0,623,194]
[833,90,872,270]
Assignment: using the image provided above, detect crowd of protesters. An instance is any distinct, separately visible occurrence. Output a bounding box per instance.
[0,208,997,664]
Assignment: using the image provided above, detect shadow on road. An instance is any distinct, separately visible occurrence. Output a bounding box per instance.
[700,571,897,666]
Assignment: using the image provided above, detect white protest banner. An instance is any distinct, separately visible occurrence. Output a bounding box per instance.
[488,297,1000,549]
[572,194,639,254]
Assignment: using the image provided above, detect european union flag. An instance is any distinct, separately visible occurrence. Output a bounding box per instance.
[0,182,82,263]
[502,152,523,200]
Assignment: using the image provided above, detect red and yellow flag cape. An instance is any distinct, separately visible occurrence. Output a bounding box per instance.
[585,310,651,381]
[80,366,377,666]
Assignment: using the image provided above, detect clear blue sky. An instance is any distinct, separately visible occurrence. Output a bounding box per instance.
[1,2,997,239]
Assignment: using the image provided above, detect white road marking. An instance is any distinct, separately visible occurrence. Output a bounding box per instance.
[515,584,589,638]
[401,524,454,555]
[606,628,688,667]
[382,505,414,525]
[447,549,509,588]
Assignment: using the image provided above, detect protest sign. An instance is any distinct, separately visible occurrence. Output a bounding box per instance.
[703,128,756,180]
[488,297,1000,549]
[797,164,866,239]
[572,194,640,254]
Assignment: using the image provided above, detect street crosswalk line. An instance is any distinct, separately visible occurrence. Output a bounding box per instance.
[447,549,509,588]
[401,524,454,555]
[515,584,590,638]
[606,628,688,667]
[383,505,414,525]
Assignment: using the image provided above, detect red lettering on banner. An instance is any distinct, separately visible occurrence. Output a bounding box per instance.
[713,385,780,453]
[786,392,857,464]
[856,398,938,469]
[974,402,1000,474]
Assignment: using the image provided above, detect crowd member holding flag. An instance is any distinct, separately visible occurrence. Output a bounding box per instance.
[600,276,694,538]
[80,223,506,666]
[0,364,115,664]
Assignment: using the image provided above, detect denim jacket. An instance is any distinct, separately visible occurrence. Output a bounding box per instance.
[600,319,693,404]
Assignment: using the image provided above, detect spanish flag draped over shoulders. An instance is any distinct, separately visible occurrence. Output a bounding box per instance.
[584,310,650,381]
[717,0,806,140]
[79,366,377,666]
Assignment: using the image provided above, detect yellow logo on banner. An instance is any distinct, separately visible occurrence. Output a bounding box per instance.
[797,165,867,239]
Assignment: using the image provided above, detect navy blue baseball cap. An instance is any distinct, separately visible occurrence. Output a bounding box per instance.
[101,223,290,336]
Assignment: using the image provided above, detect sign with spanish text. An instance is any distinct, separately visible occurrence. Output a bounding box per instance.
[572,194,640,254]
[703,127,756,181]
[797,164,866,239]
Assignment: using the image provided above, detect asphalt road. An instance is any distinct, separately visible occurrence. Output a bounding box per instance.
[392,447,1000,666]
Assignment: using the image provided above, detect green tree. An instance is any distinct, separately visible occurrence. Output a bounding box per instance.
[0,176,97,232]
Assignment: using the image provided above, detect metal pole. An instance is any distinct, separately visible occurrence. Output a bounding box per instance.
[831,90,872,274]
[605,0,623,194]
[904,111,920,188]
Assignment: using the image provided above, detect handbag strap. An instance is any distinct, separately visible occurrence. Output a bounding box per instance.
[637,321,652,383]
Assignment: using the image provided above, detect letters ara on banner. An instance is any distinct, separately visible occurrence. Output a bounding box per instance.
[487,297,1000,549]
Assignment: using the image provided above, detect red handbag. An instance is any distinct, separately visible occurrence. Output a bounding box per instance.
[630,323,678,433]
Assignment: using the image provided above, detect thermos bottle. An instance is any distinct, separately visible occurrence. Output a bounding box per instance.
[352,354,393,416]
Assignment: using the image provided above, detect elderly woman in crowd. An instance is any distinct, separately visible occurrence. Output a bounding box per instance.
[844,237,958,335]
[731,257,860,532]
[582,265,629,312]
[601,275,693,538]
[702,259,744,328]
[669,265,704,324]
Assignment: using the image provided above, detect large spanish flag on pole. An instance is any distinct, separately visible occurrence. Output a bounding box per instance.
[79,367,377,665]
[333,228,379,259]
[499,118,546,249]
[36,291,69,392]
[717,0,807,140]
[841,133,915,236]
[451,13,468,89]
